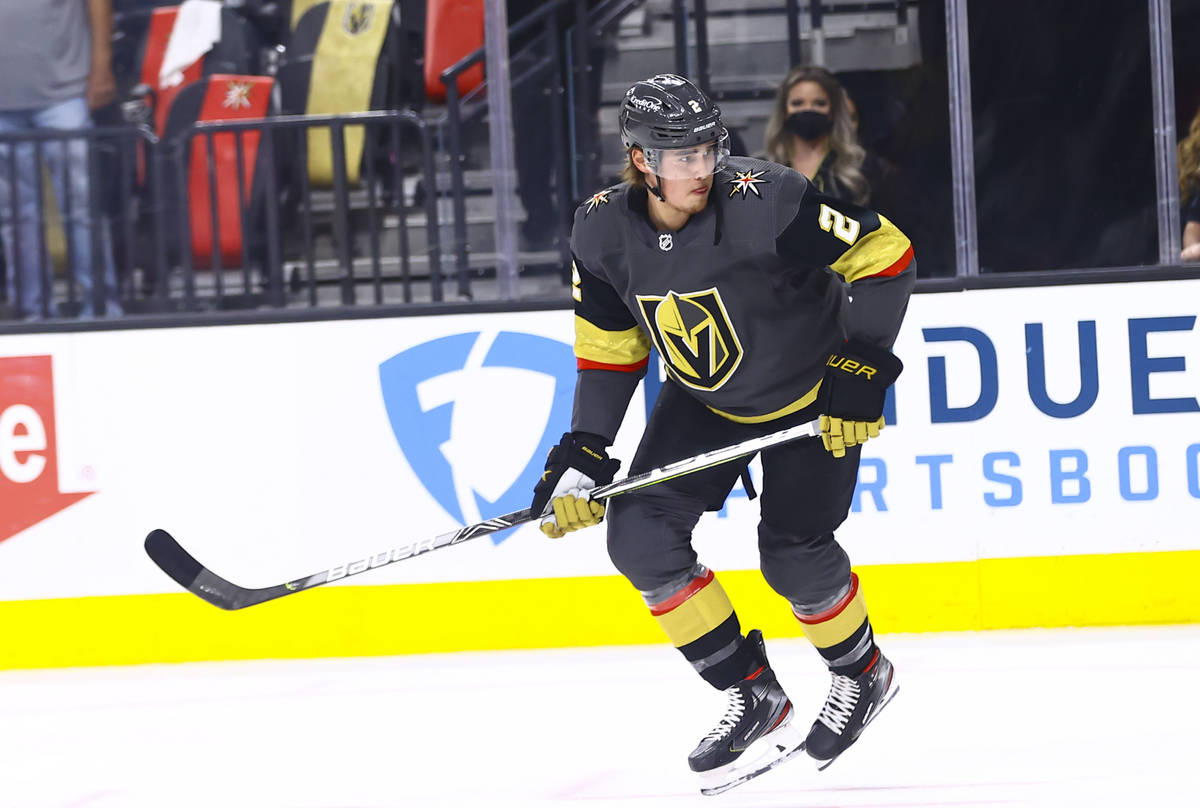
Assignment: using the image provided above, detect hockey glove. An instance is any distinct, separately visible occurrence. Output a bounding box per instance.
[531,432,621,538]
[819,339,903,458]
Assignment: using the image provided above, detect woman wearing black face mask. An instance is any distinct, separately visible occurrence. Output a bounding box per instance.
[763,65,869,205]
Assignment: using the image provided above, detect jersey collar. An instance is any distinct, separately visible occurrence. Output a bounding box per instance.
[625,185,722,250]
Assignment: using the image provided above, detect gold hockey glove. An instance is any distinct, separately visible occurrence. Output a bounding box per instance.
[819,339,903,458]
[820,414,886,457]
[530,433,621,538]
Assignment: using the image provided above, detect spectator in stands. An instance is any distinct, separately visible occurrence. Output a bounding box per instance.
[764,65,869,205]
[0,0,122,320]
[1180,102,1200,262]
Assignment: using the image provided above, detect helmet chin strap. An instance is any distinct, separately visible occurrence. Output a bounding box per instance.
[647,173,666,202]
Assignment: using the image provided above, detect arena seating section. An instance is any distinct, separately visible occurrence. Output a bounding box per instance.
[113,0,425,277]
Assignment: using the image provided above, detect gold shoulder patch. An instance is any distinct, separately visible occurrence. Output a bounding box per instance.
[728,169,769,198]
[584,189,612,215]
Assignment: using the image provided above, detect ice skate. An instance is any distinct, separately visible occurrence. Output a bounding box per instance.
[689,630,807,796]
[805,648,898,770]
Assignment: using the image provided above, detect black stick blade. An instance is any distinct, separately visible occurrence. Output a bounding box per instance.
[144,529,252,610]
[144,529,205,591]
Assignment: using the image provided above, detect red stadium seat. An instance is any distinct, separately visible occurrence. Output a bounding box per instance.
[135,5,260,136]
[139,7,205,136]
[163,75,275,269]
[424,0,484,103]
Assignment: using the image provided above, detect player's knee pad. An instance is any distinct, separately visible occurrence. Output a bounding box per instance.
[605,496,699,590]
[638,563,711,611]
[757,524,850,605]
[605,525,694,590]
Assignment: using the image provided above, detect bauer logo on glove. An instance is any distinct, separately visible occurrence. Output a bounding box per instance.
[818,339,903,458]
[825,354,882,379]
[530,432,621,538]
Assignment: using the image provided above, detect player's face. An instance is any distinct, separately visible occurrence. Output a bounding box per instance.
[786,81,831,115]
[655,144,716,212]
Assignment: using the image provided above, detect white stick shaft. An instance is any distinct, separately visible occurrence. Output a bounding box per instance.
[589,418,822,501]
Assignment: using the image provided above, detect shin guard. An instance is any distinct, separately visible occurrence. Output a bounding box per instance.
[643,565,757,689]
[791,572,876,677]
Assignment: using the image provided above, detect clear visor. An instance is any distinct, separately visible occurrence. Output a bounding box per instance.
[643,130,730,180]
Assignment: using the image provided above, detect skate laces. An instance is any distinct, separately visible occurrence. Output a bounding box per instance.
[702,686,747,741]
[817,673,859,734]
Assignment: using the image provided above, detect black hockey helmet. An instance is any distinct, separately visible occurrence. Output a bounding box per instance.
[619,74,730,183]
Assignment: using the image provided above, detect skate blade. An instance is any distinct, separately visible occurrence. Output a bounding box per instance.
[698,723,807,797]
[814,682,900,772]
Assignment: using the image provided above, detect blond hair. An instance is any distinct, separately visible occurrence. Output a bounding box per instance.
[764,65,868,204]
[620,148,647,187]
[1180,104,1200,201]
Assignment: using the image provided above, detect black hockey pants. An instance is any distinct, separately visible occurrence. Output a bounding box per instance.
[606,379,862,607]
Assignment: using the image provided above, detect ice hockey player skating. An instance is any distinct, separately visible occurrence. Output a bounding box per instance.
[530,73,914,795]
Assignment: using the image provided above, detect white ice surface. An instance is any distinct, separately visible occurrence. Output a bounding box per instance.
[1,626,1197,808]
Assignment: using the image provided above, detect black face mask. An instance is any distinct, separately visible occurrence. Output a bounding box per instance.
[784,110,833,140]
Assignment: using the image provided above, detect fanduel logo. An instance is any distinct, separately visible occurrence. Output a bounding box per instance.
[0,355,94,543]
[379,331,574,542]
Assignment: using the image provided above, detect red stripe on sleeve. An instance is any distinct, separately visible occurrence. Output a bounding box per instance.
[577,356,650,373]
[858,244,914,280]
[649,569,716,616]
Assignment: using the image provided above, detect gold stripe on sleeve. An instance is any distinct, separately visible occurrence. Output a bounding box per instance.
[830,214,913,283]
[575,315,651,367]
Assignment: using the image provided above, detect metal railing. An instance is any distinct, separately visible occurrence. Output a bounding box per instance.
[0,110,442,322]
[672,0,915,99]
[437,0,646,285]
[440,2,573,292]
[437,0,916,284]
[167,110,442,309]
[5,0,1199,330]
[0,125,153,320]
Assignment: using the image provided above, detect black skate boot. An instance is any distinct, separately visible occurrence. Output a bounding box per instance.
[688,630,807,796]
[805,648,899,770]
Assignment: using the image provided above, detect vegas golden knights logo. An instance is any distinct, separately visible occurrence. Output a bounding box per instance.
[343,2,375,35]
[636,288,743,391]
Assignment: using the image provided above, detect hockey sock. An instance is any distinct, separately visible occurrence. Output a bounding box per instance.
[643,565,760,690]
[791,572,877,678]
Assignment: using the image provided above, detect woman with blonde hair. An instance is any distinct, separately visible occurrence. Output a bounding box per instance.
[764,65,869,204]
[1179,102,1200,262]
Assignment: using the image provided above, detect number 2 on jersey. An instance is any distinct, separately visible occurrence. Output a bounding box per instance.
[818,203,861,244]
[571,261,583,302]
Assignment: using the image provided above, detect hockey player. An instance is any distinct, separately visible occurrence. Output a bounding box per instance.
[530,74,915,795]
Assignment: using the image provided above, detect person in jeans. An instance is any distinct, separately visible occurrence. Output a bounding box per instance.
[0,0,122,320]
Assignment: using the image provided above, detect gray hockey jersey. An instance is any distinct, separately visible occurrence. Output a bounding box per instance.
[569,156,915,441]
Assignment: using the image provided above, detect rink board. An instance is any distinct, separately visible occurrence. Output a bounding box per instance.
[1,278,1199,668]
[1,550,1198,669]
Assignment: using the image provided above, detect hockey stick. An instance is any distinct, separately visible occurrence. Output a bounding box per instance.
[144,417,822,610]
